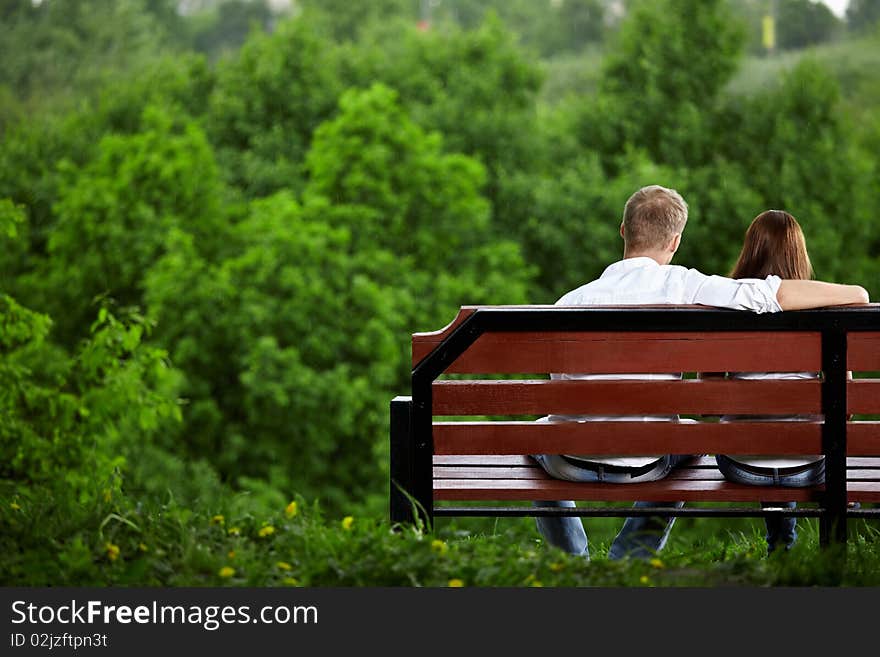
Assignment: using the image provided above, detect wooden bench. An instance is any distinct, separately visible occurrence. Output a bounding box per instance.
[389,305,880,546]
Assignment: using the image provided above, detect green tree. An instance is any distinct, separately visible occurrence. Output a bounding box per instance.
[41,105,228,345]
[0,53,216,327]
[298,0,415,41]
[303,83,534,325]
[144,84,532,507]
[2,197,180,502]
[715,60,880,287]
[847,0,880,32]
[583,0,746,169]
[305,84,487,273]
[343,16,545,207]
[777,0,841,50]
[189,0,275,59]
[672,161,766,277]
[553,0,607,54]
[0,0,178,113]
[144,196,409,508]
[206,14,343,197]
[434,0,606,56]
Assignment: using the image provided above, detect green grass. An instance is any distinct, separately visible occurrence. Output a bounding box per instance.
[4,486,880,587]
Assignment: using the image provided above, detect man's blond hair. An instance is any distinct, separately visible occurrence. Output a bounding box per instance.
[622,185,688,252]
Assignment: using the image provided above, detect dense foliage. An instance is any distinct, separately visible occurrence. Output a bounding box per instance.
[2,0,879,585]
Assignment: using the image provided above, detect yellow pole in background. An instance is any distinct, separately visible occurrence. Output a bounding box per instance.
[762,14,776,54]
[762,0,777,56]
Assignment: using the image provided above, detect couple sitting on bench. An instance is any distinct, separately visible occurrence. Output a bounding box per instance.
[533,185,869,560]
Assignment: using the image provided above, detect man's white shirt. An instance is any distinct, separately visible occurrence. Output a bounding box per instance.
[555,256,782,310]
[547,256,783,468]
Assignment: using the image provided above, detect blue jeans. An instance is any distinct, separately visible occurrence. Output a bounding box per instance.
[715,454,826,552]
[532,454,694,560]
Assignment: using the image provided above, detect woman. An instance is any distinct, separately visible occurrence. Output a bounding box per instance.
[716,210,826,554]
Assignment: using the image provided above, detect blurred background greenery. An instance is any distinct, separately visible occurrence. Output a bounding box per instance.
[2,0,880,585]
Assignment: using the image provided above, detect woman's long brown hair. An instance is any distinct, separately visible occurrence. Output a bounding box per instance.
[731,210,814,280]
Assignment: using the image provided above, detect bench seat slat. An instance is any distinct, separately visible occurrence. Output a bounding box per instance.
[846,483,880,501]
[431,456,880,469]
[433,465,880,481]
[847,457,880,468]
[429,454,880,467]
[433,379,822,416]
[433,478,824,502]
[433,466,727,481]
[847,469,880,480]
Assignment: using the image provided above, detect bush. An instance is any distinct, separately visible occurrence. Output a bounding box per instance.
[0,294,180,504]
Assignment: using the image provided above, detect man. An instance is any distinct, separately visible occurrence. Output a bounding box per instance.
[534,185,869,560]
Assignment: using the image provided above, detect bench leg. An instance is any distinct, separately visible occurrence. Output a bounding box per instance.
[390,396,416,524]
[820,510,847,548]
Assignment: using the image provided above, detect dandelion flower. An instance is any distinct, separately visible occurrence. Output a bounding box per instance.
[341,516,354,531]
[639,575,650,585]
[228,527,241,536]
[258,525,275,538]
[10,502,21,510]
[105,543,120,562]
[285,501,298,518]
[276,561,292,571]
[210,514,225,526]
[448,579,464,587]
[218,566,235,578]
[431,539,448,554]
[283,577,299,586]
[649,558,664,569]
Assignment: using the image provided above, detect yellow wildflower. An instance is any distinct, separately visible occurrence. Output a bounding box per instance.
[138,543,149,553]
[341,516,354,531]
[283,577,299,586]
[549,562,565,572]
[639,575,650,585]
[530,580,544,587]
[105,543,120,562]
[210,514,225,526]
[276,561,292,571]
[649,558,664,569]
[218,566,235,578]
[10,502,21,510]
[227,550,236,559]
[448,579,464,587]
[431,539,448,554]
[285,501,298,518]
[258,525,275,538]
[228,526,241,536]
